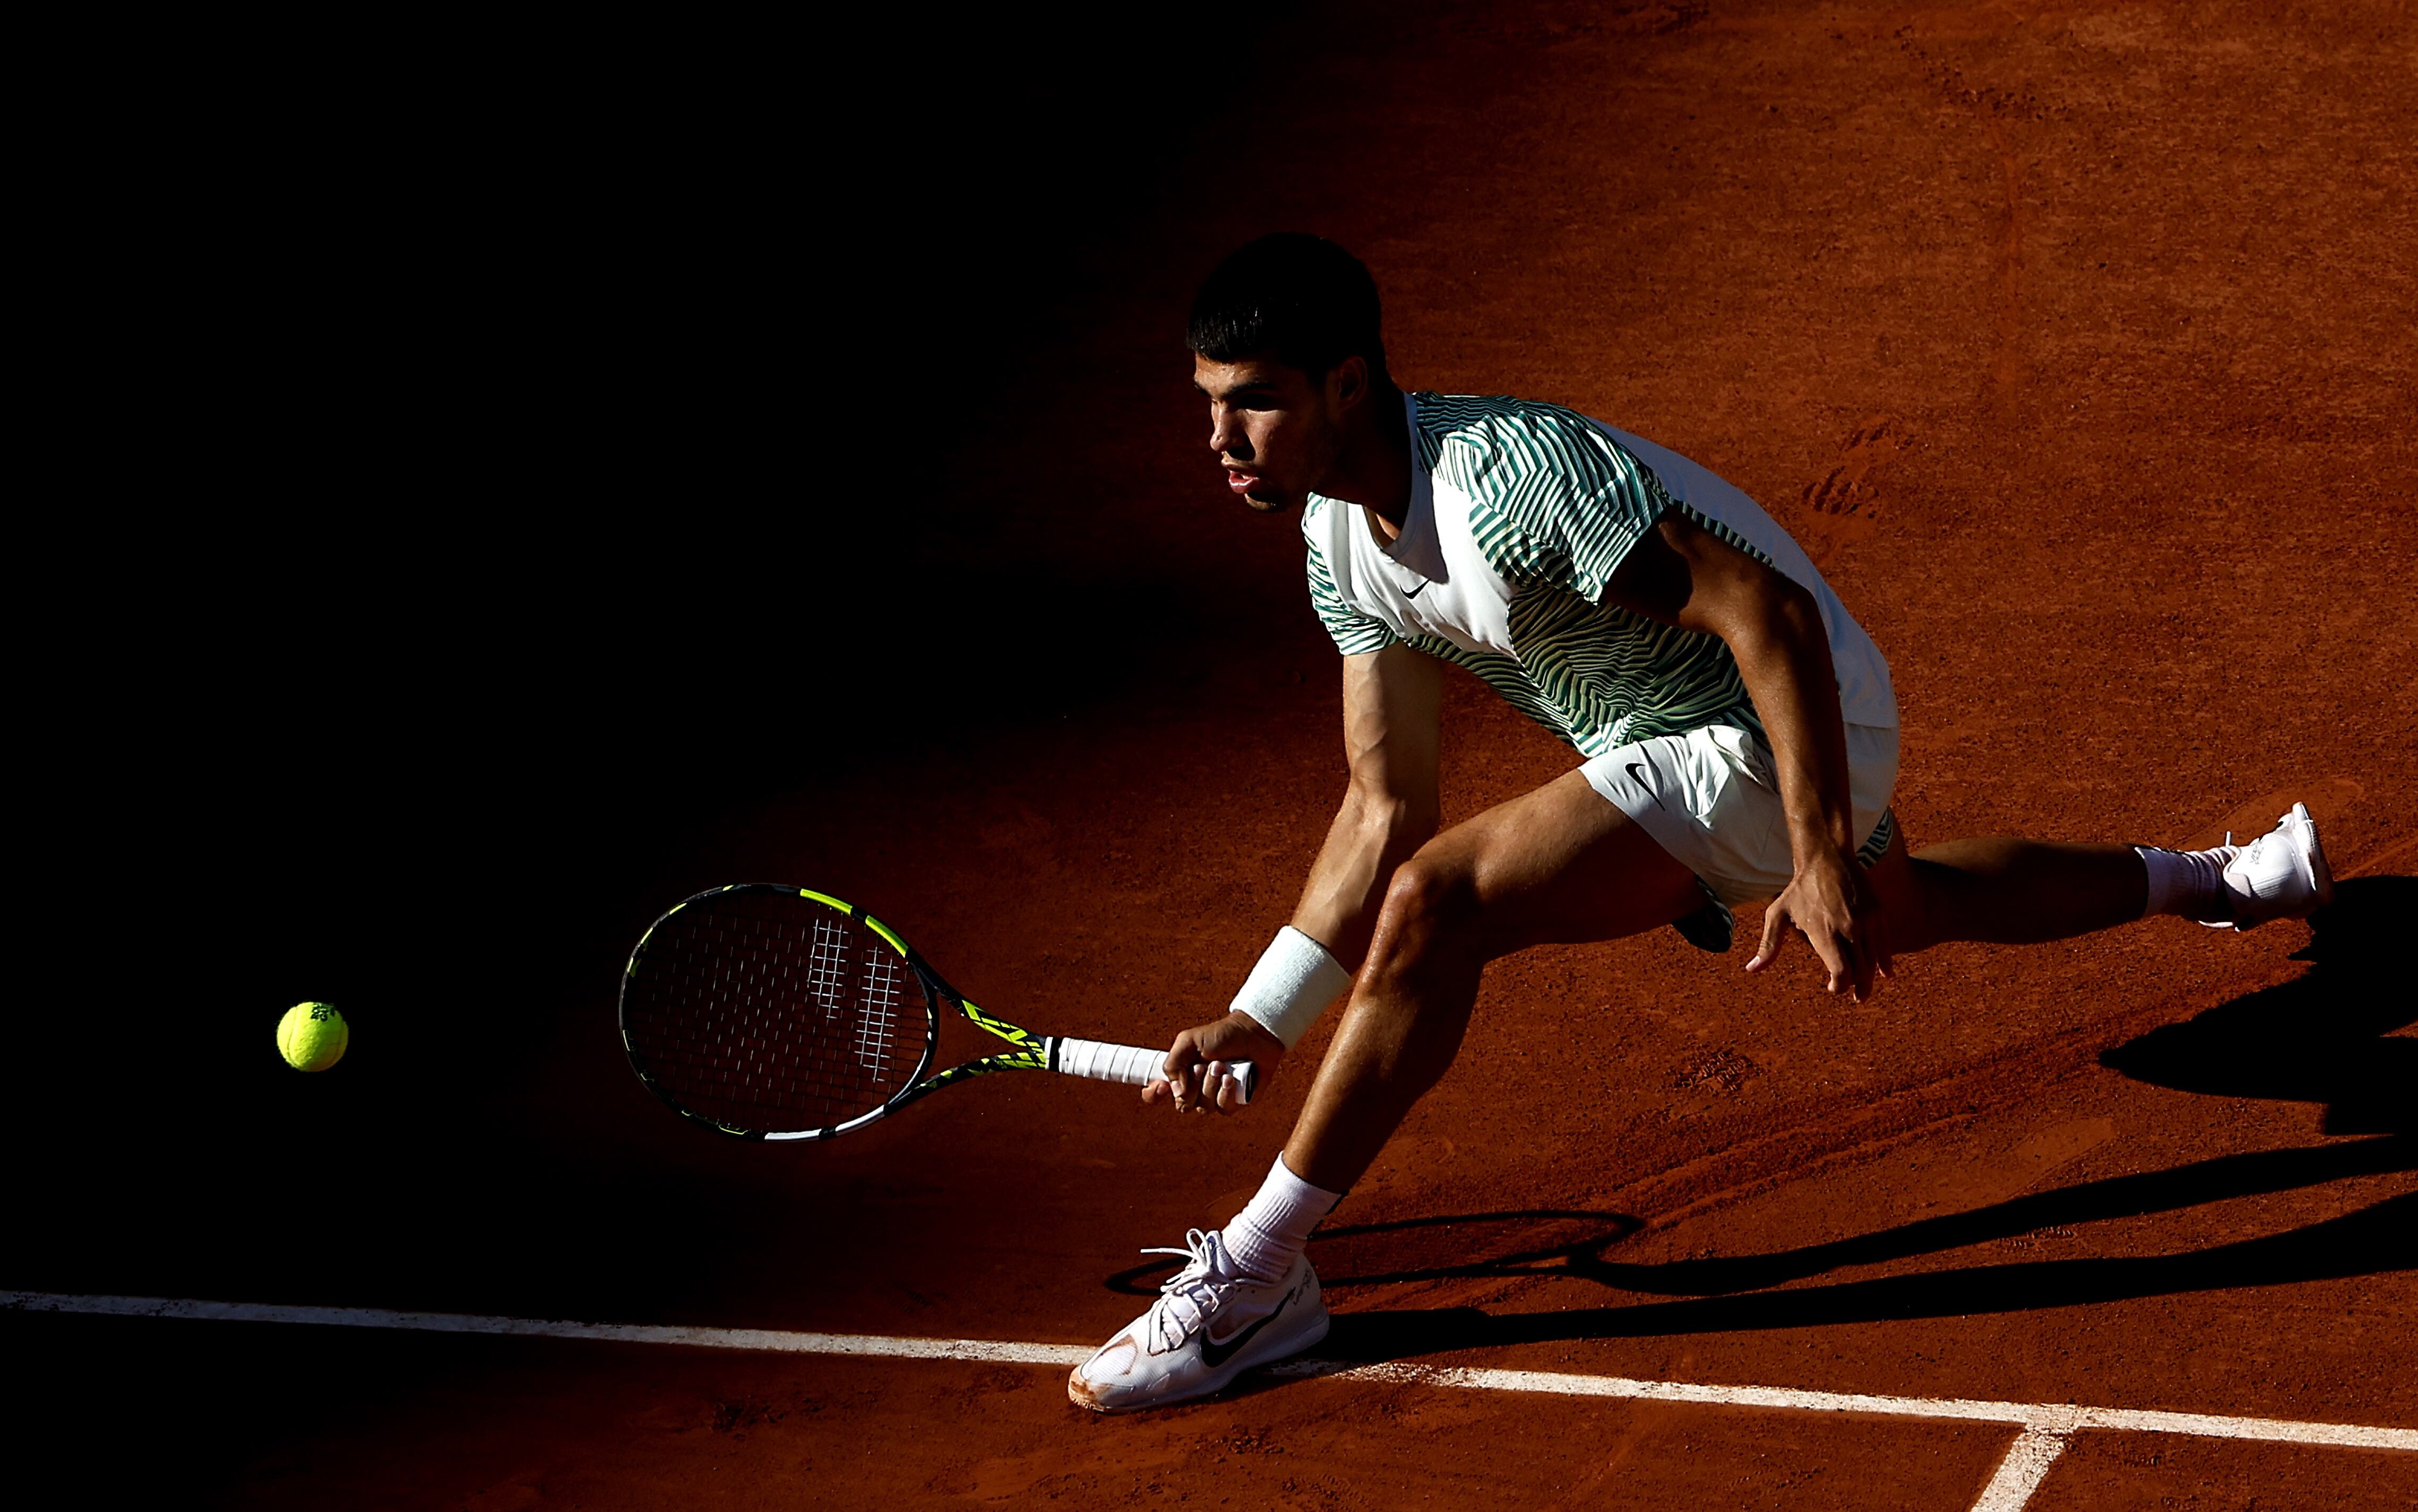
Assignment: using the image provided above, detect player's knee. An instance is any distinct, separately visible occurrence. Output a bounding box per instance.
[1376,853,1481,957]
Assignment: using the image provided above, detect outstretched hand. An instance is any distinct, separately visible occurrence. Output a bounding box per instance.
[1143,1011,1285,1114]
[1747,846,1892,1001]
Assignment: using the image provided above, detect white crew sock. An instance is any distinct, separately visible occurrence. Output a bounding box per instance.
[1221,1154,1342,1282]
[2135,843,2238,923]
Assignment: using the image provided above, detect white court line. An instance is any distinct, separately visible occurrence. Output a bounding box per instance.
[8,1290,2413,1511]
[1969,1428,2075,1512]
[0,1292,1093,1368]
[1264,1356,2414,1453]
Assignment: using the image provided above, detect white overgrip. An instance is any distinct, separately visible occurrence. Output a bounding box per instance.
[1050,1037,1255,1104]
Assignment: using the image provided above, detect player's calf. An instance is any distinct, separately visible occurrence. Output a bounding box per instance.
[1895,804,2336,951]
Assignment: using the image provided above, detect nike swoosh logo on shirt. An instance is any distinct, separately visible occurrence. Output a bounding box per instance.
[1198,1282,1304,1369]
[1403,580,1428,598]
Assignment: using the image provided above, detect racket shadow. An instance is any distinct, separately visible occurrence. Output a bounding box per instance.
[1103,1209,1643,1296]
[1307,1185,2416,1365]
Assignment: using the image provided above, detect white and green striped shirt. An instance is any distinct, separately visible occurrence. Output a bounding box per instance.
[1304,393,1897,755]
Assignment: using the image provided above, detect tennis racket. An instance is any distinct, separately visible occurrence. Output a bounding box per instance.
[619,884,1255,1140]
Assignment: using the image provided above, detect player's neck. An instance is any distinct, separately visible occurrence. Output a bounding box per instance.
[1317,381,1412,540]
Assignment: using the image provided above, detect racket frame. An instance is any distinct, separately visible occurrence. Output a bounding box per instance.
[620,883,1127,1142]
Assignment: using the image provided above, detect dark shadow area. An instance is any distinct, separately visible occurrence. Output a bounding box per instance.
[1107,1210,1643,1296]
[1319,1189,2415,1359]
[2101,877,2416,1135]
[1246,890,2418,1360]
[1124,1139,2408,1311]
[15,12,1308,1299]
[1574,1135,2413,1297]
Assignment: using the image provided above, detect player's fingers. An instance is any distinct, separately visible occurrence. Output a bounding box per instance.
[1163,1039,1204,1112]
[1188,1060,1226,1114]
[1808,925,1849,994]
[1747,903,1789,972]
[1857,901,1894,982]
[1206,1060,1239,1114]
[1846,908,1874,993]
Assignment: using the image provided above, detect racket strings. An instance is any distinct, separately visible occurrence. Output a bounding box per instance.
[624,898,924,1131]
[808,916,853,1022]
[856,949,902,1073]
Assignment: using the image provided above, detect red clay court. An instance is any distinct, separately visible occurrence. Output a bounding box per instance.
[10,3,2413,1508]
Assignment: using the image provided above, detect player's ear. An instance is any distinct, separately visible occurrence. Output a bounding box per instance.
[1329,354,1369,412]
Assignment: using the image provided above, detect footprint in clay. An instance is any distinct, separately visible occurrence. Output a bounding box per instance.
[1797,414,1904,567]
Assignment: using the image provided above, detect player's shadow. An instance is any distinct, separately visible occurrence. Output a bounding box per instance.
[1301,877,2418,1361]
[1106,1210,1643,1297]
[2099,875,2413,1135]
[1317,1183,2414,1361]
[1549,1134,2412,1299]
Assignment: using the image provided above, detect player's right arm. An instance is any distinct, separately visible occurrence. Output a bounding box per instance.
[1149,643,1444,1112]
[1287,643,1446,965]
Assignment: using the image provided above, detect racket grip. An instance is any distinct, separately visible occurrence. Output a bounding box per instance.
[1049,1037,1256,1106]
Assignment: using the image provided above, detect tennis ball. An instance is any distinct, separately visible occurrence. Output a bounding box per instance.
[277,1001,349,1072]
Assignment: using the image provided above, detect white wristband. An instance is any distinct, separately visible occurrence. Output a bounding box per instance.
[1229,927,1352,1050]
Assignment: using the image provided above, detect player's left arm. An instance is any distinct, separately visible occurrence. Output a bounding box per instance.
[1599,511,1886,999]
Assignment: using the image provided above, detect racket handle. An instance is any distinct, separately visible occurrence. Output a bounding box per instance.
[1048,1037,1256,1106]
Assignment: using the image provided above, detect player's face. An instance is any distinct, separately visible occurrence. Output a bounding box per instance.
[1194,352,1353,513]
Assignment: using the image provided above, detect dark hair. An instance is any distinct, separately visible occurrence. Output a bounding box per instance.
[1187,233,1389,383]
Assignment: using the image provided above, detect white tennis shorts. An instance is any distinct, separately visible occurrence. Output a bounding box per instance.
[1580,721,1900,909]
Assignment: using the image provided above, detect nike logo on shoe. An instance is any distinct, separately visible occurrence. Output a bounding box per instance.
[1198,1282,1304,1368]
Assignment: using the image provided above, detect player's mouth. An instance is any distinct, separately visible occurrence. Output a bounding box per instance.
[1225,468,1263,495]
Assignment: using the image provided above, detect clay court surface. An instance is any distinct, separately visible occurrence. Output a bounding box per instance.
[12,2,2414,1508]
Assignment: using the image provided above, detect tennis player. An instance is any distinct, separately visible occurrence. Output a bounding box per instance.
[1067,233,2333,1412]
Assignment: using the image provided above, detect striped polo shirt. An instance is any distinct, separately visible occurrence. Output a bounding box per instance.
[1303,392,1897,755]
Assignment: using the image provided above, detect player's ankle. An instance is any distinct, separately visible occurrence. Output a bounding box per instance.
[2134,843,2238,923]
[1221,1154,1343,1281]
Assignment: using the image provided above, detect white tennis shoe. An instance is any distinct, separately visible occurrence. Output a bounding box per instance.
[1067,1228,1328,1413]
[2206,802,2335,931]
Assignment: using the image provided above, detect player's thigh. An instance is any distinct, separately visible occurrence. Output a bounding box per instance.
[1408,767,1705,958]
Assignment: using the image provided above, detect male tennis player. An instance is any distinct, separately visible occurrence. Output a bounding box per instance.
[1067,233,2332,1412]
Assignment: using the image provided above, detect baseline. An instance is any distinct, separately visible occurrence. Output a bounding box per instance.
[7,1288,2411,1511]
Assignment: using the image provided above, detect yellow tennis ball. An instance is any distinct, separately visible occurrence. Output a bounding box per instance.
[277,1001,349,1072]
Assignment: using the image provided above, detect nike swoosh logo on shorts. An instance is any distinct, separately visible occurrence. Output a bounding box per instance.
[1199,1282,1303,1368]
[1625,762,1667,810]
